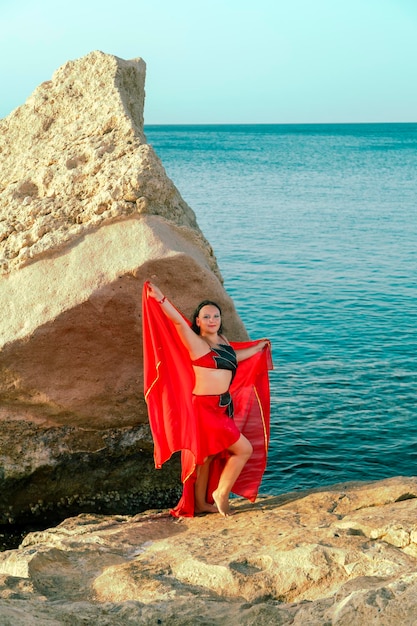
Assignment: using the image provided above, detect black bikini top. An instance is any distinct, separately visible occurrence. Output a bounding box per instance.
[191,344,237,379]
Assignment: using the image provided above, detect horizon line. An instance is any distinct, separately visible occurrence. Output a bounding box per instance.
[144,120,417,127]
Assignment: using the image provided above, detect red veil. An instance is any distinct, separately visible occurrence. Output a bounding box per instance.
[142,282,273,517]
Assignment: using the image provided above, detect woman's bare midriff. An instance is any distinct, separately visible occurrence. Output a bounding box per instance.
[192,365,232,395]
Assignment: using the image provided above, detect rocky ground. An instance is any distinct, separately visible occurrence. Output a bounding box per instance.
[0,476,417,625]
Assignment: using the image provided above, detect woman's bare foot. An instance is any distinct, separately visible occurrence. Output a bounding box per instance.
[212,489,232,517]
[194,502,218,515]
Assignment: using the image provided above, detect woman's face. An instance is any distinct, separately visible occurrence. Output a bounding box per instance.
[196,304,221,334]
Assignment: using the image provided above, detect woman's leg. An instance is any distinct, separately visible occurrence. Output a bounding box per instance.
[194,456,218,514]
[212,434,253,517]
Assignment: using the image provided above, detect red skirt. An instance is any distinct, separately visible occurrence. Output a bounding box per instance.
[170,393,241,517]
[192,393,240,461]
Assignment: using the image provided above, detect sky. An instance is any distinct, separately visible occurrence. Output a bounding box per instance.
[1,0,416,124]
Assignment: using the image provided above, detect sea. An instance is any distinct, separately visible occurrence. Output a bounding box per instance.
[144,123,417,497]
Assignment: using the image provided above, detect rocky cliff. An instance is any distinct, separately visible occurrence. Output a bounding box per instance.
[0,51,248,526]
[0,477,417,625]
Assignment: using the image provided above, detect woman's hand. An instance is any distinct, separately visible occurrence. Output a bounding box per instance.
[257,339,271,352]
[146,281,164,302]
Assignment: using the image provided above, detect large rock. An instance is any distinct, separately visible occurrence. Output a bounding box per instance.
[0,477,417,624]
[0,51,248,525]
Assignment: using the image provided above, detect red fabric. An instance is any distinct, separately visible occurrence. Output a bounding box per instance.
[142,282,273,517]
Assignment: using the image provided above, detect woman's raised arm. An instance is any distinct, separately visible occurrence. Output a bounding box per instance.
[146,282,203,355]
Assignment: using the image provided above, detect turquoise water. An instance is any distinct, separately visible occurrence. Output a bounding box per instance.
[145,124,417,495]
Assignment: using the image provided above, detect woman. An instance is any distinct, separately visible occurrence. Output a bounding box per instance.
[142,281,272,517]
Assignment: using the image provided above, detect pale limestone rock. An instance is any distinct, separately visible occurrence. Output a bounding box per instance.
[0,51,248,525]
[0,51,206,275]
[1,477,417,624]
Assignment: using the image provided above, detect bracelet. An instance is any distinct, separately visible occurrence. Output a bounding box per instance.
[158,296,166,304]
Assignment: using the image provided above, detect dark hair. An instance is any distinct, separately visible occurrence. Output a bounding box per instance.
[191,300,223,335]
